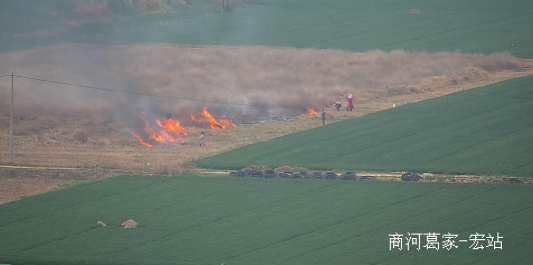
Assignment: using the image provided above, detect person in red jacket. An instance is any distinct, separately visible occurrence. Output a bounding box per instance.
[347,94,354,112]
[333,101,342,111]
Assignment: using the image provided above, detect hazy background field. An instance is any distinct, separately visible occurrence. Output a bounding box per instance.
[1,0,533,56]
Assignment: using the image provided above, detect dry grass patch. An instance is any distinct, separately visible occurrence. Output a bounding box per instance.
[1,44,529,124]
[121,219,138,229]
[73,129,89,144]
[0,166,129,205]
[0,44,532,171]
[0,176,68,205]
[1,66,533,172]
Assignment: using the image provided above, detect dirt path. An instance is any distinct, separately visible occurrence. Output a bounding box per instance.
[0,165,81,170]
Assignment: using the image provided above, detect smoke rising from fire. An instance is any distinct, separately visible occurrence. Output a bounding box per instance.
[0,43,528,130]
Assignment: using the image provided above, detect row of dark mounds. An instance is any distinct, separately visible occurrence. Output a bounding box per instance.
[230,169,429,182]
[399,173,524,183]
[230,168,526,184]
[230,169,376,181]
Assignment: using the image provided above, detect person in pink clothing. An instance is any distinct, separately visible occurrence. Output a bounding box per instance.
[347,94,354,111]
[199,132,205,147]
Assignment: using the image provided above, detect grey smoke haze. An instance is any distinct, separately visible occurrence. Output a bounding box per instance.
[0,43,526,128]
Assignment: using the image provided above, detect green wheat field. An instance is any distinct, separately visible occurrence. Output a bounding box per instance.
[2,0,533,57]
[197,75,533,176]
[0,175,530,265]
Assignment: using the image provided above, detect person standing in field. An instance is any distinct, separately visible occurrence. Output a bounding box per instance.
[321,109,326,126]
[199,132,205,147]
[347,93,354,112]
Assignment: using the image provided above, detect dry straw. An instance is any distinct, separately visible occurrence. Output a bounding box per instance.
[121,219,138,229]
[0,44,531,170]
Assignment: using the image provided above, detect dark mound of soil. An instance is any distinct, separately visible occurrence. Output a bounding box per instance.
[294,172,308,179]
[324,172,338,180]
[401,172,421,181]
[264,169,277,178]
[507,178,521,184]
[249,170,264,178]
[311,172,323,179]
[340,172,357,180]
[234,170,247,178]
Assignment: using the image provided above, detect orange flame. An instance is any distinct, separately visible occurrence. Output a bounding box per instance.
[133,108,236,147]
[156,118,189,136]
[135,112,184,146]
[308,107,318,115]
[140,112,166,143]
[132,132,153,147]
[218,115,237,128]
[199,108,227,129]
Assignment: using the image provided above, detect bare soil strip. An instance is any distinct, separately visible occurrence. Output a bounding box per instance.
[0,166,133,205]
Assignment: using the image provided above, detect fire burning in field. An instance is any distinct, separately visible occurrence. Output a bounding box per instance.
[133,108,236,147]
[132,132,153,147]
[307,107,318,115]
[199,108,237,129]
[155,118,189,136]
[137,112,187,146]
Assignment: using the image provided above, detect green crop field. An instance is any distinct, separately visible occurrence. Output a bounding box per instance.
[0,175,531,265]
[196,75,533,176]
[2,0,533,56]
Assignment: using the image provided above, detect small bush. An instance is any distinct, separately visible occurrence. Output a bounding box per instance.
[73,129,89,144]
